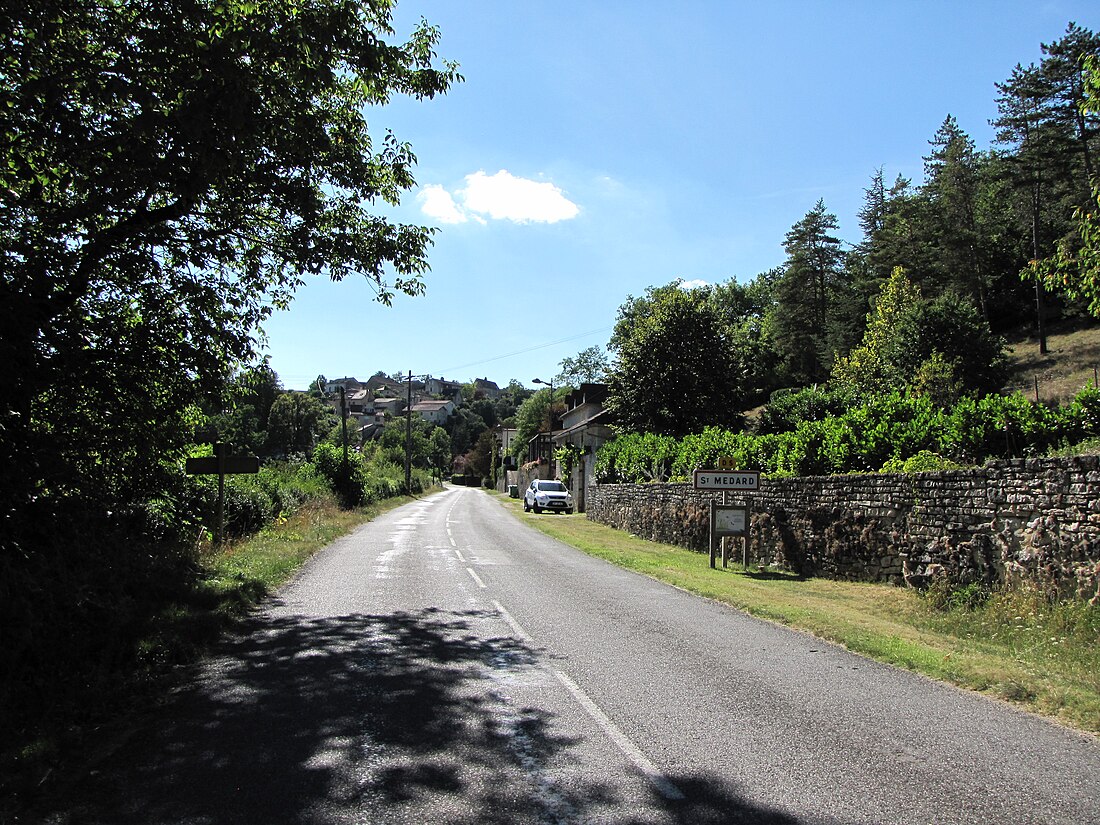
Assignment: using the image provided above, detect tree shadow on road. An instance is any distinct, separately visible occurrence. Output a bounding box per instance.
[31,607,817,825]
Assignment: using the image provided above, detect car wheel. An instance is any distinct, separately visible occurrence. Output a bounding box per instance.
[565,508,573,515]
[533,505,542,513]
[523,499,530,512]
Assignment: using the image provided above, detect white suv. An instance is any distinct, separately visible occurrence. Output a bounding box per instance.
[523,479,574,514]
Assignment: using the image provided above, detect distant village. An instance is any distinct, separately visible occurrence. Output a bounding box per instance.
[320,373,503,441]
[319,373,613,508]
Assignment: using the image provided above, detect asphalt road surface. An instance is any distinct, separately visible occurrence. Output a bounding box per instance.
[39,486,1100,824]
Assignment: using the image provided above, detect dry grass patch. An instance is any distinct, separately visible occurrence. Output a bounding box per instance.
[1005,322,1100,403]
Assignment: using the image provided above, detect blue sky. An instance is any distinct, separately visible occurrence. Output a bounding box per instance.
[261,1,1098,391]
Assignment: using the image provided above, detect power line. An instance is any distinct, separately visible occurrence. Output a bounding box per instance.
[435,325,613,375]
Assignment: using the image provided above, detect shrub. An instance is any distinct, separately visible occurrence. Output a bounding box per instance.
[755,386,853,435]
[881,450,965,474]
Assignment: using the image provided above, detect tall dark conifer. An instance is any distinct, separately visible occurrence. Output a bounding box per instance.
[771,200,846,384]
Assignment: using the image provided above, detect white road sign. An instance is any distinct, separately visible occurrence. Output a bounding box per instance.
[693,470,760,491]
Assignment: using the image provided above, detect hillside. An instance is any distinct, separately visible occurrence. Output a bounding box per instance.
[1004,321,1100,404]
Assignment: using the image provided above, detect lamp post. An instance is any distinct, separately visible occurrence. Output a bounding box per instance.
[532,377,554,478]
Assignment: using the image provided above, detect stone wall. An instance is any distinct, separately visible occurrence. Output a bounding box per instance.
[585,456,1100,601]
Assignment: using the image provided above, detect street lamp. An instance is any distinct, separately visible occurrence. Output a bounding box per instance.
[532,377,554,478]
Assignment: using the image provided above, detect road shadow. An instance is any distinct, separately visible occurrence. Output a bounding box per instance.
[30,607,819,825]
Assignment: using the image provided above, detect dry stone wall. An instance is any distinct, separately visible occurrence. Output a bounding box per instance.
[585,456,1100,602]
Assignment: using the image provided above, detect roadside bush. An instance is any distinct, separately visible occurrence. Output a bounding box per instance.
[755,386,853,435]
[595,386,1100,483]
[881,450,965,474]
[923,578,991,611]
[311,443,369,507]
[221,480,274,538]
[595,432,678,483]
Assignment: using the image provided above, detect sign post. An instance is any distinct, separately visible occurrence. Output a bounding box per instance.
[695,462,758,569]
[186,442,260,547]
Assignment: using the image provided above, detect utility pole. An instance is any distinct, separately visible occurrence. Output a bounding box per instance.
[405,370,413,493]
[339,386,349,474]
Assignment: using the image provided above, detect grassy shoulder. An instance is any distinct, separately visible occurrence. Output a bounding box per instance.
[494,491,1100,734]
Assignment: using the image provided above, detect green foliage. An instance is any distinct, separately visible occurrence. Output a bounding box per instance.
[832,267,922,394]
[755,386,854,435]
[510,386,564,458]
[881,451,966,474]
[594,432,680,483]
[555,443,584,486]
[923,579,992,612]
[266,392,337,457]
[597,385,1100,483]
[556,345,610,387]
[769,200,848,383]
[833,269,1009,403]
[606,282,744,437]
[1028,56,1100,315]
[888,291,1010,399]
[1,1,457,750]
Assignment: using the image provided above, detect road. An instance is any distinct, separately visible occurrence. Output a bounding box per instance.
[40,486,1100,824]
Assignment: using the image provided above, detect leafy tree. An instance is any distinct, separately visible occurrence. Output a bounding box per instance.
[1039,23,1100,198]
[831,267,923,396]
[376,416,437,470]
[266,392,335,457]
[832,269,1007,404]
[606,283,743,437]
[556,345,610,387]
[501,379,534,411]
[993,60,1080,351]
[428,427,452,478]
[463,429,495,481]
[205,362,284,455]
[887,291,1010,402]
[712,269,786,404]
[0,0,458,542]
[510,386,564,458]
[443,406,490,459]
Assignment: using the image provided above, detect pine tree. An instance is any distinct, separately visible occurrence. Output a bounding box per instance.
[770,200,846,384]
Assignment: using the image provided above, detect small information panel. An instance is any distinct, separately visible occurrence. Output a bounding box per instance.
[693,470,760,491]
[713,505,748,536]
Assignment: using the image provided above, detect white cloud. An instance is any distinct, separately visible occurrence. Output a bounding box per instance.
[678,279,710,290]
[418,170,580,225]
[417,184,467,224]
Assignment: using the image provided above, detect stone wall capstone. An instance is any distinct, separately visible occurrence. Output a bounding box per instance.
[584,456,1100,602]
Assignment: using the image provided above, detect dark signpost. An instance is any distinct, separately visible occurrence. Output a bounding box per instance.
[185,442,260,547]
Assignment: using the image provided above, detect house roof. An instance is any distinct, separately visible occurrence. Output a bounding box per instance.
[552,408,611,440]
[412,400,453,412]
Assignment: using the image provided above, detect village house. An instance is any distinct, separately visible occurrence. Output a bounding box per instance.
[411,399,456,425]
[550,383,613,512]
[473,377,501,400]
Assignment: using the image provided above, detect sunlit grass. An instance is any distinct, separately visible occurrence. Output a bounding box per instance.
[497,492,1100,732]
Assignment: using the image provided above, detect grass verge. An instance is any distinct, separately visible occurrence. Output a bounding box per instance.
[495,492,1100,734]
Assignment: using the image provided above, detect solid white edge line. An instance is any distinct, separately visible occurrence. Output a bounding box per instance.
[552,670,685,802]
[466,567,486,589]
